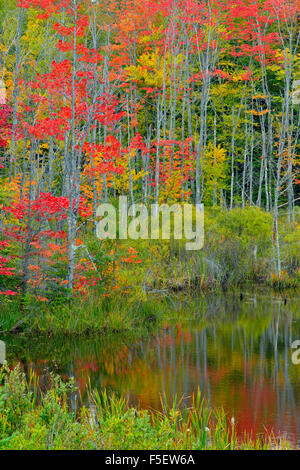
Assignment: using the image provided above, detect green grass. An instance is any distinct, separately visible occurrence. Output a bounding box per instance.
[89,205,300,294]
[0,365,294,450]
[1,284,299,337]
[0,206,298,336]
[0,294,174,336]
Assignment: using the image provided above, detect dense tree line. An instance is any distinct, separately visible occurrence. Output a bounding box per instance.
[0,0,299,299]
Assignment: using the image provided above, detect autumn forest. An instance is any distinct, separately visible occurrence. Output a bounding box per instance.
[0,0,299,452]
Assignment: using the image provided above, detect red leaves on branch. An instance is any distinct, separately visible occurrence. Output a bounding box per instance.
[0,105,12,150]
[4,193,92,221]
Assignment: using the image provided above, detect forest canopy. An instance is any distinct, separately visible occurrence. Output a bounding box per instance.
[0,0,299,301]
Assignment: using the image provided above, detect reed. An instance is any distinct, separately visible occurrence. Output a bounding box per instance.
[0,366,294,450]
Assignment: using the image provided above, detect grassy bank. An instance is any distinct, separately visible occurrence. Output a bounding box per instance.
[1,285,299,337]
[112,205,300,292]
[0,295,176,335]
[0,365,293,450]
[0,206,299,335]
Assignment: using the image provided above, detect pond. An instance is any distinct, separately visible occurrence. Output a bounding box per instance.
[3,290,300,445]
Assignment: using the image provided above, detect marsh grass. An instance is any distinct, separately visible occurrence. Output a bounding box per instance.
[0,206,298,336]
[0,294,173,336]
[0,365,294,450]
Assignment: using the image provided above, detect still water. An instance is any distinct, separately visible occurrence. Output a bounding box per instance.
[4,290,300,444]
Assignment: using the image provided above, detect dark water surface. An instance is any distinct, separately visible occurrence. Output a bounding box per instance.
[4,290,300,444]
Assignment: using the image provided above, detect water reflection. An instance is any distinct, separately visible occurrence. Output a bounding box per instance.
[4,291,300,444]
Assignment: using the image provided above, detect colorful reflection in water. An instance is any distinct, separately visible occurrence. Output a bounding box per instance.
[4,291,300,444]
